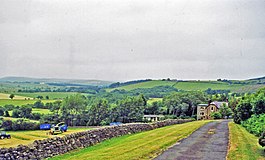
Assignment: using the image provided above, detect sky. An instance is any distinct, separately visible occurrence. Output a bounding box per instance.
[0,0,265,81]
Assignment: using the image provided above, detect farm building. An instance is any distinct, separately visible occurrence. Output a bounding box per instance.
[197,101,228,120]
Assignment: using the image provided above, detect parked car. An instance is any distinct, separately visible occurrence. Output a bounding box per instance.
[50,122,68,135]
[0,131,11,139]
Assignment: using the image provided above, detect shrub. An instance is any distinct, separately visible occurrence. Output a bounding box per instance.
[2,119,39,131]
[210,112,222,119]
[241,114,265,136]
[234,102,253,124]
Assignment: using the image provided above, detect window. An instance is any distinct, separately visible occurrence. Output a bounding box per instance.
[211,107,214,111]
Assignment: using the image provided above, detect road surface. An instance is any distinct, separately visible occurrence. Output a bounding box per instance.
[154,120,229,160]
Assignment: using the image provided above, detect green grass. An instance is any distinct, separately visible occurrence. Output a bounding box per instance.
[227,122,265,160]
[15,92,90,100]
[50,120,211,160]
[7,108,51,116]
[32,108,52,114]
[106,80,263,93]
[106,80,176,91]
[173,81,244,91]
[0,127,92,148]
[147,98,162,105]
[0,99,56,106]
[0,93,31,100]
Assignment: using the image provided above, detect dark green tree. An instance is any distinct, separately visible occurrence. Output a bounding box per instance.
[9,94,15,99]
[234,102,253,124]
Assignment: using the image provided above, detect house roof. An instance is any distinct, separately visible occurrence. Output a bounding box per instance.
[209,101,228,109]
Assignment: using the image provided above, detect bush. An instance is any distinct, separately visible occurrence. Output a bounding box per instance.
[210,112,222,119]
[2,119,39,131]
[241,114,265,136]
[234,102,253,124]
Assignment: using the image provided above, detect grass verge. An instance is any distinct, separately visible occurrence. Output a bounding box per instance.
[227,122,265,160]
[50,120,211,160]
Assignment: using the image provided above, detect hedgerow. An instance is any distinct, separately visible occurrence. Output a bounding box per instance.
[241,114,265,136]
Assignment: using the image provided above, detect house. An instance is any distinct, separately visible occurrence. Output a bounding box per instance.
[197,101,228,120]
[143,115,164,122]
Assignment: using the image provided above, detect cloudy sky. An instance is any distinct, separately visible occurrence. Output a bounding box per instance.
[0,0,264,81]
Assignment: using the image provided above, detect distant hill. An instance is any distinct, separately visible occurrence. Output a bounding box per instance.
[0,76,113,86]
[247,76,265,84]
[107,77,265,93]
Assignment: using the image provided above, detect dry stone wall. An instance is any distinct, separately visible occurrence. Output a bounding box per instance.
[0,119,193,160]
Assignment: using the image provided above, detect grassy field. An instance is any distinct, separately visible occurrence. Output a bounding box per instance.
[32,108,52,114]
[106,80,176,91]
[227,122,265,160]
[173,81,244,91]
[15,92,90,100]
[7,108,51,116]
[0,93,31,100]
[147,98,163,105]
[107,80,263,93]
[50,120,211,160]
[0,99,56,106]
[0,127,92,148]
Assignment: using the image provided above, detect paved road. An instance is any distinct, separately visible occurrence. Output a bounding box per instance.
[154,120,229,160]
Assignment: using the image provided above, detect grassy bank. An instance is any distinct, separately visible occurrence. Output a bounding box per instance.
[50,120,211,160]
[227,122,265,160]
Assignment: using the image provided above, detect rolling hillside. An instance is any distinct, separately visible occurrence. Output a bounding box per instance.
[0,76,113,86]
[107,79,265,93]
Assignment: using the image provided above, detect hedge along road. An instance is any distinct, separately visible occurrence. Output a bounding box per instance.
[154,120,230,160]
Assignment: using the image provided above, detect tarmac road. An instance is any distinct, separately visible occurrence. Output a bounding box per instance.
[154,120,230,160]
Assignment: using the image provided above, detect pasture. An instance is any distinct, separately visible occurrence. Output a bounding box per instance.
[147,98,162,105]
[0,127,92,148]
[107,80,176,91]
[0,93,31,100]
[6,108,52,116]
[50,120,211,160]
[0,99,56,106]
[15,92,90,100]
[106,80,262,93]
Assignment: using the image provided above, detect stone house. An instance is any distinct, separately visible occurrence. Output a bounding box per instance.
[197,101,228,120]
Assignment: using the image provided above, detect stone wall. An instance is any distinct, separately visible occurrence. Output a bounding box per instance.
[0,119,193,160]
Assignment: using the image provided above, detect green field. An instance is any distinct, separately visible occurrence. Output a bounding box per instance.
[227,122,265,160]
[0,127,92,148]
[0,99,56,106]
[50,120,211,160]
[15,92,90,100]
[106,80,176,91]
[147,98,163,105]
[7,108,52,116]
[32,108,52,114]
[0,93,31,100]
[107,80,264,93]
[173,81,244,91]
